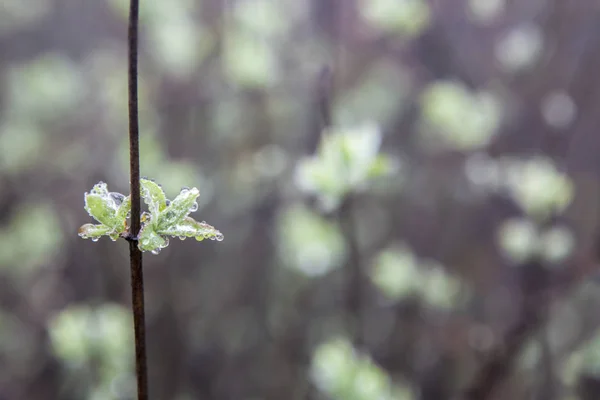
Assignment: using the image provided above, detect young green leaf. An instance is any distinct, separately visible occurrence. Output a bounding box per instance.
[137,224,168,253]
[80,182,129,241]
[115,195,131,223]
[79,180,223,252]
[156,187,200,231]
[78,223,112,240]
[159,217,223,241]
[84,192,121,229]
[140,178,167,217]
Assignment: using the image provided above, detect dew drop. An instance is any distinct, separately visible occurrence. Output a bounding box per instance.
[163,238,170,248]
[178,236,186,241]
[92,182,107,193]
[190,202,198,212]
[91,237,100,242]
[109,236,118,242]
[109,192,125,205]
[215,232,224,242]
[151,248,161,255]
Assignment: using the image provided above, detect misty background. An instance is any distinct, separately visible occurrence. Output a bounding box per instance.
[1,0,600,399]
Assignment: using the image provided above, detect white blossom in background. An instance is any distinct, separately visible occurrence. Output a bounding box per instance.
[497,218,575,265]
[497,218,539,263]
[538,226,576,264]
[495,23,544,72]
[503,156,573,221]
[541,91,577,129]
[467,0,506,24]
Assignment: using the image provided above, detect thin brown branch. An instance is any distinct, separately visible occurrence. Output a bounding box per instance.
[127,0,148,398]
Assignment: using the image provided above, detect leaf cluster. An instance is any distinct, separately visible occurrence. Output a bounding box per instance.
[78,179,223,254]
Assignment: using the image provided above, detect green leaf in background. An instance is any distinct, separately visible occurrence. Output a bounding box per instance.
[277,205,346,276]
[371,246,421,300]
[359,0,431,38]
[0,203,64,276]
[503,156,573,221]
[371,246,467,309]
[295,123,397,211]
[311,336,417,400]
[223,30,279,88]
[48,304,135,399]
[419,81,501,151]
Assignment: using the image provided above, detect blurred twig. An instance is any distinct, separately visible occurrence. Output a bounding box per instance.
[127,0,148,398]
[537,326,556,400]
[459,262,550,400]
[307,65,334,153]
[338,195,364,346]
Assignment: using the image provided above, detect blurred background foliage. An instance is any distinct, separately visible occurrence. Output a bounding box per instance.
[2,0,600,399]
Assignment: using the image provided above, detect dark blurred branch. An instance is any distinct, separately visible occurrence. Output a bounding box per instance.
[307,66,334,153]
[317,66,333,131]
[338,195,364,346]
[537,327,556,400]
[127,0,148,398]
[459,262,549,400]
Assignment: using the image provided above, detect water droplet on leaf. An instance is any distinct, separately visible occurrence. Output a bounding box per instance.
[91,237,100,242]
[109,192,125,205]
[215,233,224,242]
[151,248,161,255]
[190,202,198,212]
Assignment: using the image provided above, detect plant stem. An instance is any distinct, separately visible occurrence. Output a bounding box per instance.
[128,0,148,398]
